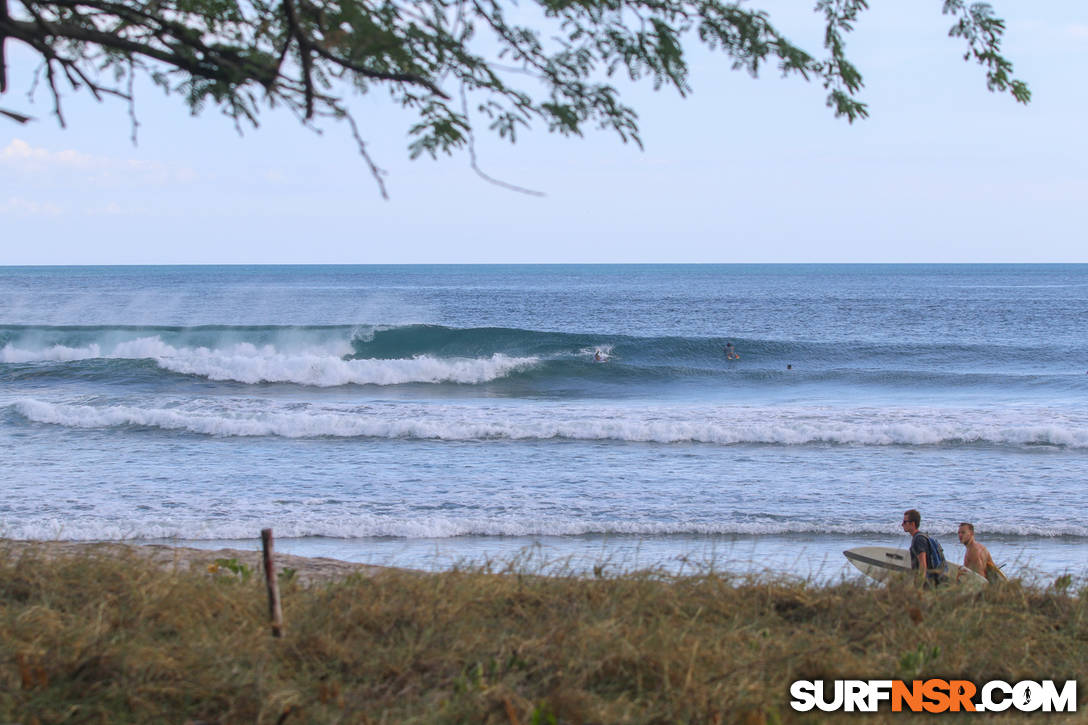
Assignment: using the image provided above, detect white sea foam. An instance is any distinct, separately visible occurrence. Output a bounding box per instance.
[13,398,1088,447]
[1,336,536,385]
[3,514,1085,542]
[2,342,104,362]
[158,350,535,386]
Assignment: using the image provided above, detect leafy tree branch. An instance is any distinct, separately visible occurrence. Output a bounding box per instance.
[0,0,1030,195]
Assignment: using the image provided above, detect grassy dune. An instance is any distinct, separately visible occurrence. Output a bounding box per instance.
[0,544,1084,724]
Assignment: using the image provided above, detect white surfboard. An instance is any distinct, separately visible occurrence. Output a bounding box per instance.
[946,561,989,587]
[844,546,988,586]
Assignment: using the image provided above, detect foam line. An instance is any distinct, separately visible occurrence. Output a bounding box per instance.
[13,399,1088,447]
[2,515,1084,541]
[1,337,536,386]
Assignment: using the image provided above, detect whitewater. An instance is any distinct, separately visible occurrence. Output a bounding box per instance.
[1,265,1085,579]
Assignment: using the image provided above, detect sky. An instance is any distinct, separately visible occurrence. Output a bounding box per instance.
[1,1,1086,264]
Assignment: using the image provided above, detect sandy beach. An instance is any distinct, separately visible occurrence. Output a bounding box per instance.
[0,539,395,586]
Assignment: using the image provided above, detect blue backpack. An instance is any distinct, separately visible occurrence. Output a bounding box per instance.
[919,533,945,570]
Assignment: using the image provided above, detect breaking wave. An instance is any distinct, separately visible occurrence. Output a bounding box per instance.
[1,335,536,386]
[13,398,1088,448]
[3,323,1086,391]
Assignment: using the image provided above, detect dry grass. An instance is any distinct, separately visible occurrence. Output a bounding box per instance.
[0,545,1084,724]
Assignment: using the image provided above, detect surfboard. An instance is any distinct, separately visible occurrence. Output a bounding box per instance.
[844,546,988,586]
[985,561,1008,583]
[844,546,910,581]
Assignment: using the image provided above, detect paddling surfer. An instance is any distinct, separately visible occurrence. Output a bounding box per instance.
[724,342,739,360]
[957,522,1006,583]
[902,509,947,587]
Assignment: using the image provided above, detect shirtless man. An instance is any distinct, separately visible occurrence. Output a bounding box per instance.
[958,522,1005,581]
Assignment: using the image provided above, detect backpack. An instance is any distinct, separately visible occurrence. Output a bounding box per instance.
[919,533,945,570]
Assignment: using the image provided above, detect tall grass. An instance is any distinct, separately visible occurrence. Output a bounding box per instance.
[0,545,1084,723]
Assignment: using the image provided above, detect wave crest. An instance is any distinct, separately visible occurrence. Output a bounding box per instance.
[2,336,536,386]
[158,349,536,386]
[13,399,1088,447]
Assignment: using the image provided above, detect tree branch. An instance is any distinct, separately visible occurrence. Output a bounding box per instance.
[460,81,543,196]
[1,105,31,121]
[0,0,1030,196]
[1,15,258,87]
[280,0,314,118]
[1,0,9,92]
[342,111,389,200]
[308,40,450,100]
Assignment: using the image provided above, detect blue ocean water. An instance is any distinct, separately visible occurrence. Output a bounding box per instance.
[1,265,1085,580]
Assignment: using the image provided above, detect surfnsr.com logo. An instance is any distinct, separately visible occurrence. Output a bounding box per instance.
[790,679,1077,713]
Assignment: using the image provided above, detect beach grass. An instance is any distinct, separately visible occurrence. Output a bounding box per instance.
[0,544,1084,724]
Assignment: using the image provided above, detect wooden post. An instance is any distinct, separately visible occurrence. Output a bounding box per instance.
[261,528,284,638]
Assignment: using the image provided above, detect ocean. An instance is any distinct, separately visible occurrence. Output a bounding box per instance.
[1,264,1085,581]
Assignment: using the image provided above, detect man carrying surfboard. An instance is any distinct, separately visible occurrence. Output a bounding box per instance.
[902,509,947,587]
[958,522,1007,583]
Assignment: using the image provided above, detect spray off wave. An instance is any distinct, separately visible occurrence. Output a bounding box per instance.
[1,335,537,386]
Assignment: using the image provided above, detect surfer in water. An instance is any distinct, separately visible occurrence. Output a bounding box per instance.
[594,349,603,362]
[957,522,1006,583]
[724,342,739,360]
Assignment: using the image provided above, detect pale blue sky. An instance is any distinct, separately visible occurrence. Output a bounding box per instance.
[1,1,1085,264]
